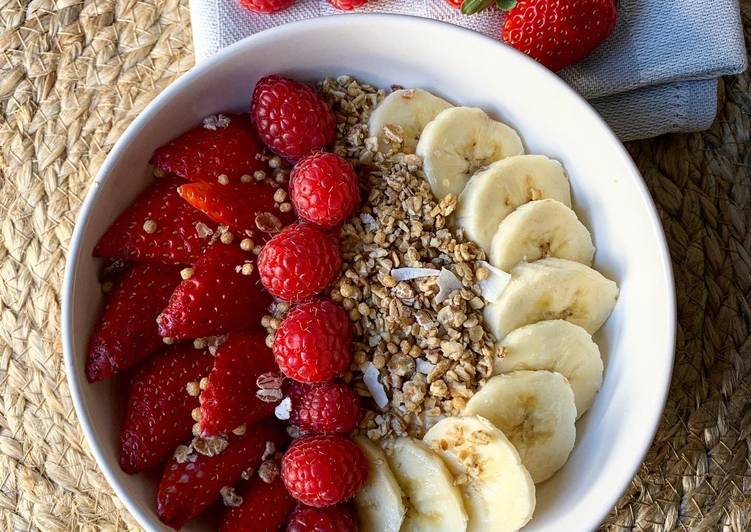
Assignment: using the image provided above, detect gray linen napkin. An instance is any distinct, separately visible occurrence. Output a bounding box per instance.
[189,0,747,140]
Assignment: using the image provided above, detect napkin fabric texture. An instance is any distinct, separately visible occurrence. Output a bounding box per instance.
[190,0,747,141]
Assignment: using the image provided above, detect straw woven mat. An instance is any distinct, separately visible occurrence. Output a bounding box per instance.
[0,0,749,528]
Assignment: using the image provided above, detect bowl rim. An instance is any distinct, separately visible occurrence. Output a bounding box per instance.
[62,12,676,532]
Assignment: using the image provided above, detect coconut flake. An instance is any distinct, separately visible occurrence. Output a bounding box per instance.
[435,268,462,303]
[390,267,440,282]
[359,212,377,229]
[274,397,292,420]
[416,358,435,375]
[363,363,388,409]
[477,260,511,303]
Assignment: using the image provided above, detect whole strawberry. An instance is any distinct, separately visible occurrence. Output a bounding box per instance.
[290,382,361,434]
[281,435,368,507]
[240,0,295,13]
[327,0,368,10]
[286,504,358,532]
[290,153,360,229]
[500,0,618,71]
[258,224,341,302]
[274,300,352,383]
[251,75,336,161]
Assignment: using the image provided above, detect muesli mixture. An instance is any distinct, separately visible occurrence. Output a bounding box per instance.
[321,76,501,440]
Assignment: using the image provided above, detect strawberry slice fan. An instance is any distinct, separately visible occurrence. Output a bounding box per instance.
[86,72,374,530]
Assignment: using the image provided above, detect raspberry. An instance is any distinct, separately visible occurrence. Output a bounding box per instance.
[290,382,361,434]
[274,300,352,383]
[251,75,336,161]
[258,224,341,302]
[290,153,360,229]
[286,504,358,531]
[281,435,368,507]
[327,0,368,10]
[240,0,294,12]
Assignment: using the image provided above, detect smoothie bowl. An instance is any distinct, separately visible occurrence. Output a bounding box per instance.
[62,14,675,532]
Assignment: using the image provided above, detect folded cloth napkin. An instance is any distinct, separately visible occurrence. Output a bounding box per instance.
[190,0,747,140]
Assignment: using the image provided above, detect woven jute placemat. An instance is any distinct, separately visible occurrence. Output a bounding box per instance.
[0,0,748,529]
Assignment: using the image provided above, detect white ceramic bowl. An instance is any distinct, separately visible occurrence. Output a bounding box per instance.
[63,14,675,532]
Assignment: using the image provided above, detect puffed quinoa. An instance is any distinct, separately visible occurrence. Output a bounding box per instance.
[180,267,194,280]
[240,238,254,251]
[268,156,282,169]
[217,174,229,185]
[142,219,157,234]
[220,231,234,244]
[319,76,498,440]
[186,381,200,397]
[162,336,174,345]
[273,189,287,203]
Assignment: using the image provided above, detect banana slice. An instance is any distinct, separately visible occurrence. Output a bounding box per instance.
[387,437,468,532]
[496,320,603,418]
[456,155,572,253]
[423,415,535,532]
[354,436,407,532]
[416,107,524,200]
[483,257,618,340]
[369,89,453,153]
[489,199,595,271]
[463,371,577,483]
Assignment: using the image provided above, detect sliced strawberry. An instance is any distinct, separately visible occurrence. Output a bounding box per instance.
[200,331,280,436]
[220,473,295,531]
[119,343,213,474]
[178,181,296,238]
[157,421,288,529]
[157,243,272,340]
[151,114,268,183]
[87,262,182,382]
[93,177,216,264]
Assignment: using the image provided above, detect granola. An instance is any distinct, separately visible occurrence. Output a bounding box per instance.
[317,76,501,440]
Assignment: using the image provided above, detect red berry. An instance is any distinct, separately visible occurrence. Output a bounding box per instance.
[327,0,367,10]
[290,382,361,434]
[286,504,358,531]
[200,332,280,436]
[86,263,181,382]
[258,224,341,302]
[274,300,352,383]
[445,0,462,7]
[178,181,296,239]
[119,343,213,474]
[157,421,288,529]
[290,153,360,229]
[251,75,336,161]
[220,474,296,532]
[502,0,618,71]
[151,114,268,184]
[93,177,216,265]
[158,243,271,340]
[281,435,368,507]
[240,0,294,12]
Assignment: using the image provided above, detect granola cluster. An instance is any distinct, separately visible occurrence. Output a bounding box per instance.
[315,76,501,441]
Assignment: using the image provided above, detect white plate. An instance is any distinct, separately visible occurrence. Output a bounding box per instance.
[62,14,675,532]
